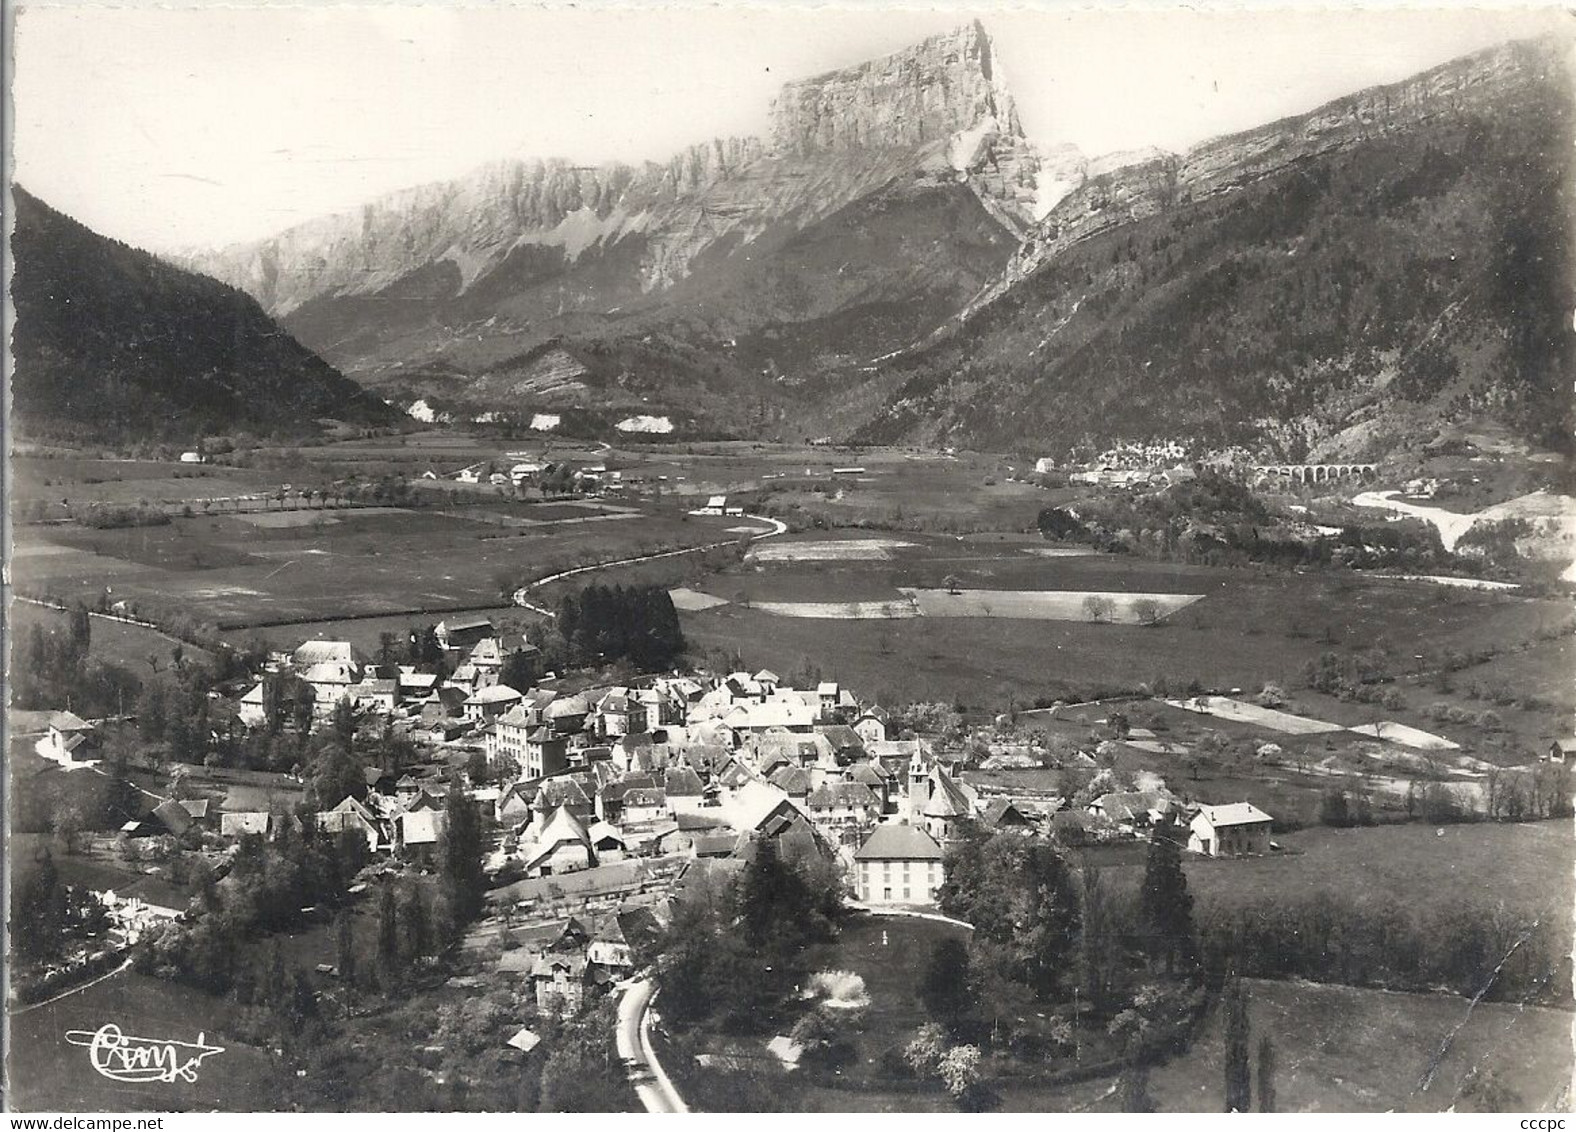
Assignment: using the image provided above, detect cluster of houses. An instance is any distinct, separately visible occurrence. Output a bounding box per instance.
[237,618,543,737]
[20,619,1290,1021]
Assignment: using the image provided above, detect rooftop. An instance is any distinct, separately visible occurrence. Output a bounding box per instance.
[855,823,944,861]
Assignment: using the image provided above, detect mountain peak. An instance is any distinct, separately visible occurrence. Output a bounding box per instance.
[769,21,1020,157]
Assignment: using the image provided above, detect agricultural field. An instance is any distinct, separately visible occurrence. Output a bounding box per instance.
[12,455,288,514]
[1087,820,1574,939]
[1144,977,1572,1112]
[11,599,213,672]
[680,531,1571,756]
[13,499,746,631]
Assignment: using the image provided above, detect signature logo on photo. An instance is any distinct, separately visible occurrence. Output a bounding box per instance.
[66,1024,225,1083]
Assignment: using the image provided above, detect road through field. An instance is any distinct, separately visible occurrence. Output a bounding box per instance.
[8,958,132,1016]
[512,514,785,615]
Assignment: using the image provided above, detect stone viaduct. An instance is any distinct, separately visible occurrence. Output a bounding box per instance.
[1252,463,1378,484]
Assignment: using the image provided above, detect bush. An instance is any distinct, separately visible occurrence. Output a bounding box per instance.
[1083,595,1116,624]
[1132,598,1163,626]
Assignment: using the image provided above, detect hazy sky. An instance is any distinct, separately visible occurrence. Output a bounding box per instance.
[12,3,1569,253]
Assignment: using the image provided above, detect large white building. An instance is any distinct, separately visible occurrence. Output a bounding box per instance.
[853,824,946,907]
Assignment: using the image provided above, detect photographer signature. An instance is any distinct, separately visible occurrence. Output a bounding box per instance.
[65,1024,225,1084]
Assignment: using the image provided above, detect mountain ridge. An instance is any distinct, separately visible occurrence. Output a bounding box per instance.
[845,33,1575,458]
[8,186,399,443]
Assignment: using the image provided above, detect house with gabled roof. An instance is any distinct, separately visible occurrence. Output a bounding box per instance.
[315,803,383,852]
[300,661,360,716]
[805,781,880,830]
[497,781,536,828]
[532,776,594,825]
[587,820,627,863]
[151,798,194,837]
[349,678,398,715]
[1188,803,1272,857]
[544,693,591,735]
[845,761,894,813]
[852,705,891,745]
[436,616,494,653]
[596,773,657,824]
[768,764,813,799]
[238,682,268,728]
[716,759,755,791]
[663,764,705,808]
[521,805,595,877]
[395,808,447,861]
[854,824,945,906]
[220,811,272,838]
[532,950,591,1016]
[980,797,1034,831]
[817,724,866,765]
[1091,790,1178,833]
[465,683,524,723]
[621,787,672,827]
[292,640,363,670]
[18,709,100,765]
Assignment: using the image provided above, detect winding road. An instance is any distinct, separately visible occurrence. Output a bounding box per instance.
[615,977,688,1113]
[512,513,787,614]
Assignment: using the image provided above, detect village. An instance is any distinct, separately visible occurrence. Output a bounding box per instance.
[12,605,1294,1015]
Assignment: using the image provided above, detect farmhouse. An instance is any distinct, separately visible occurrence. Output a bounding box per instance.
[315,796,383,852]
[438,617,496,652]
[292,640,362,669]
[520,805,595,877]
[238,682,267,728]
[395,808,448,862]
[300,662,360,716]
[13,709,99,766]
[853,824,945,906]
[1188,803,1273,857]
[1548,738,1576,765]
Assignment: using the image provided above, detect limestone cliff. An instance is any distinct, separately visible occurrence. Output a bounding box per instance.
[189,19,1051,336]
[962,37,1571,323]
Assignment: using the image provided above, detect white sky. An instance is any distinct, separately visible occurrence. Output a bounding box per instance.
[11,3,1570,253]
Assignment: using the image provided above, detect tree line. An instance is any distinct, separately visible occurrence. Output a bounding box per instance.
[555,584,686,671]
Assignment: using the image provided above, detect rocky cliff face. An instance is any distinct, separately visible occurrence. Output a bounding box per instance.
[190,19,1051,338]
[849,34,1574,457]
[202,140,767,317]
[771,21,1014,154]
[765,20,1048,231]
[962,37,1570,322]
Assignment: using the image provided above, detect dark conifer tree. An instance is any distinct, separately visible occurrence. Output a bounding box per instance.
[1138,820,1196,974]
[377,886,400,979]
[336,909,357,988]
[1223,976,1252,1112]
[1257,1034,1277,1113]
[438,771,485,927]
